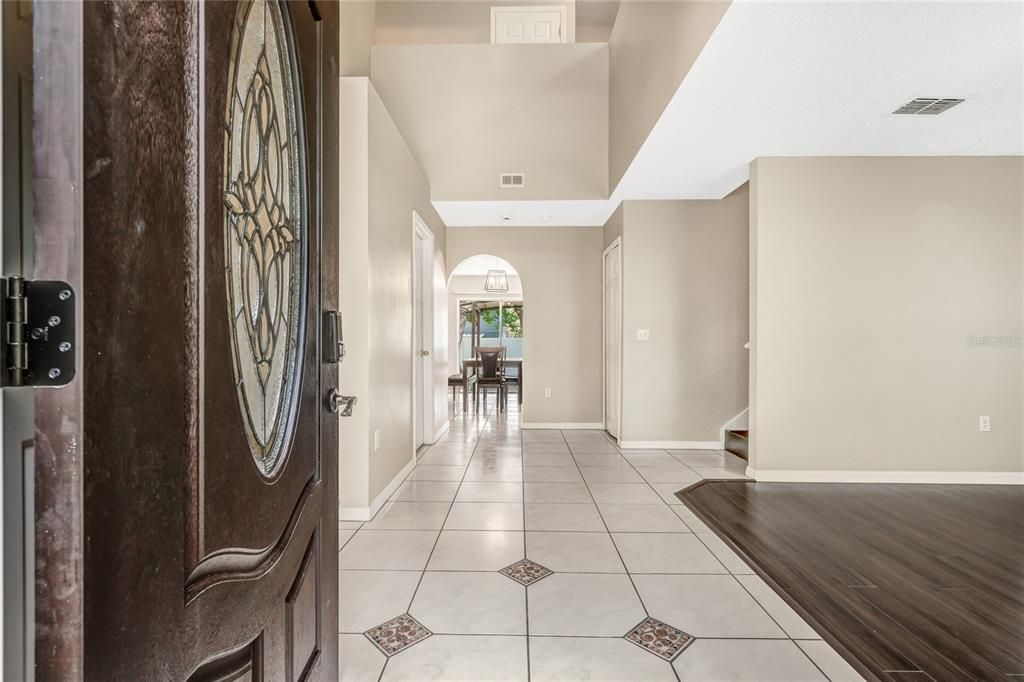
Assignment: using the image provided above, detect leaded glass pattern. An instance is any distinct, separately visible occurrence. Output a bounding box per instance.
[223,0,306,477]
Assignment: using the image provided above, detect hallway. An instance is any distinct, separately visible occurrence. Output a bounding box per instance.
[338,401,862,681]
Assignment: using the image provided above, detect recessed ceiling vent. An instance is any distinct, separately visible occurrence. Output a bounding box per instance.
[499,172,526,188]
[892,98,965,115]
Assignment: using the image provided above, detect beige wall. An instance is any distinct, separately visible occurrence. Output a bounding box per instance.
[375,0,576,44]
[576,23,612,43]
[340,0,376,77]
[603,202,623,248]
[608,0,729,189]
[338,77,450,515]
[339,79,372,510]
[750,157,1024,479]
[619,188,749,443]
[448,227,604,425]
[577,0,620,42]
[371,43,608,201]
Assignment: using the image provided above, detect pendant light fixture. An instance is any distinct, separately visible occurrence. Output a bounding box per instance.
[483,256,509,292]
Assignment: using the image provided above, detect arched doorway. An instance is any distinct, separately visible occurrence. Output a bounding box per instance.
[447,255,524,411]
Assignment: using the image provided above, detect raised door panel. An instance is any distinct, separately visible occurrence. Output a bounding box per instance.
[187,636,264,682]
[493,9,564,44]
[286,531,321,681]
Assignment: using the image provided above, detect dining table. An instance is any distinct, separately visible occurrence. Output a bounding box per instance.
[462,357,523,405]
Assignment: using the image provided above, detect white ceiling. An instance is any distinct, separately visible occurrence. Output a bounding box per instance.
[433,0,1024,225]
[614,0,1024,200]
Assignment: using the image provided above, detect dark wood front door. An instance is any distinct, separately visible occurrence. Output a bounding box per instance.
[32,2,339,679]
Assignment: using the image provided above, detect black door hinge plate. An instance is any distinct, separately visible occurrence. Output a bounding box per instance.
[0,277,76,388]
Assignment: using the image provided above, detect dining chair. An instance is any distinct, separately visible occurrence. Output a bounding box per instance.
[475,346,506,412]
[448,361,478,414]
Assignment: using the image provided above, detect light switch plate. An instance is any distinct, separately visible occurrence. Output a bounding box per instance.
[979,416,991,432]
[636,329,650,342]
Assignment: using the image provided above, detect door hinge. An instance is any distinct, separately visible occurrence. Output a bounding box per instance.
[0,277,76,388]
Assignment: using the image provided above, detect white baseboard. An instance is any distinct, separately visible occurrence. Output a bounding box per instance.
[431,420,450,444]
[338,505,373,522]
[619,440,720,450]
[522,422,604,430]
[746,467,1024,485]
[338,456,417,521]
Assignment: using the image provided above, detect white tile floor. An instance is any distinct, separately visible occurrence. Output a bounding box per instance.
[339,399,864,681]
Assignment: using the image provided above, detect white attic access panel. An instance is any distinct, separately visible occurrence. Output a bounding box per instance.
[491,6,567,44]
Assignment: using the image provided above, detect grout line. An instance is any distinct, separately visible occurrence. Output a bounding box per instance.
[354,423,829,680]
[608,449,737,576]
[402,400,494,616]
[612,449,830,680]
[592,434,683,682]
[372,401,493,682]
[338,530,358,553]
[339,568,748,576]
[614,452,684,682]
[732,572,810,641]
[519,407,532,682]
[560,429,651,619]
[347,526,701,534]
[345,630,813,641]
[792,639,837,681]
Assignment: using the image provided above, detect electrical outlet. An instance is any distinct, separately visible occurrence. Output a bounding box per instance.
[374,429,381,450]
[636,329,650,342]
[979,416,991,433]
[544,387,552,398]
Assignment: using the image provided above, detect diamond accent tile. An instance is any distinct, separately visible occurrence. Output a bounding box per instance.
[624,616,694,661]
[499,558,553,586]
[364,613,432,656]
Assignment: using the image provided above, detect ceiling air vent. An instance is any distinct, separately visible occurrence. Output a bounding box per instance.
[892,98,965,115]
[499,172,526,188]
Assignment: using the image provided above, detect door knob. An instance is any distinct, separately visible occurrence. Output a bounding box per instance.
[420,350,430,357]
[328,389,357,416]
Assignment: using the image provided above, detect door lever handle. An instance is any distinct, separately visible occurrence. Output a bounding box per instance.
[328,389,357,416]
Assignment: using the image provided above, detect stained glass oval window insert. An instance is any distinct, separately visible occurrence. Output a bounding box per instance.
[223,0,307,477]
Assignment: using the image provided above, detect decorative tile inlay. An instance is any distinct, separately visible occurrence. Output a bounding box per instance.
[624,616,694,661]
[499,558,553,586]
[364,614,432,656]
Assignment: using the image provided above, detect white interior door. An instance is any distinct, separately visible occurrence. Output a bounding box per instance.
[412,213,435,448]
[412,235,425,449]
[491,6,566,44]
[603,241,621,438]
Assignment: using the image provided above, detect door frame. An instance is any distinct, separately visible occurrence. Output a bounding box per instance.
[1,1,37,677]
[602,237,623,440]
[412,211,435,446]
[31,2,84,677]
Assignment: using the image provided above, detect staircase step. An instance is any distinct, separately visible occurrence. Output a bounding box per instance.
[724,429,749,461]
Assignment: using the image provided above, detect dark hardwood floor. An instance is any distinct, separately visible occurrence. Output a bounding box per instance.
[679,481,1024,682]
